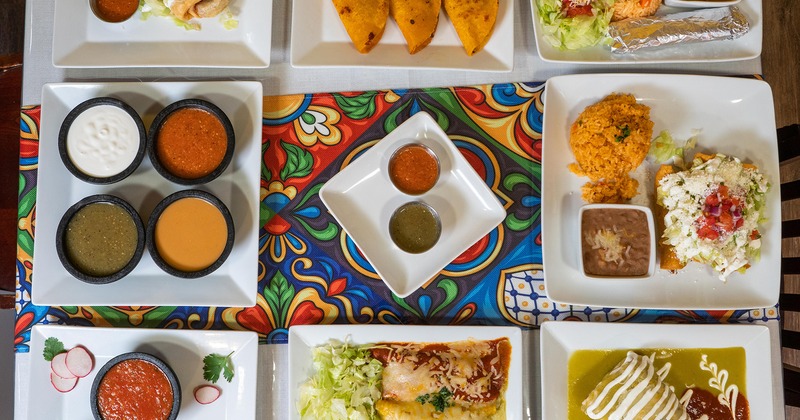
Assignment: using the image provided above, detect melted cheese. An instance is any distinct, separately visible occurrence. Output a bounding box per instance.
[371,338,511,416]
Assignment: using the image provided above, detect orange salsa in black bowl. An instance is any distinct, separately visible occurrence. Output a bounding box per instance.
[90,352,181,420]
[148,99,235,185]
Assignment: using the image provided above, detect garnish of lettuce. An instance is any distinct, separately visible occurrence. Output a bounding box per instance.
[297,340,383,420]
[43,337,66,362]
[535,0,614,50]
[649,129,699,169]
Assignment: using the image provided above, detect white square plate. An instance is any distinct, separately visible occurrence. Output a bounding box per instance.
[28,325,258,419]
[288,325,523,420]
[319,112,506,297]
[530,0,762,63]
[290,0,514,71]
[32,81,262,307]
[53,0,272,68]
[541,74,780,309]
[539,322,773,419]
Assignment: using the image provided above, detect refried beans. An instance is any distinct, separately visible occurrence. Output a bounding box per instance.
[581,208,650,277]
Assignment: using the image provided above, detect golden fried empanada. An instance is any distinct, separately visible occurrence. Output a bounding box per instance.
[390,0,442,54]
[332,0,389,53]
[442,0,498,56]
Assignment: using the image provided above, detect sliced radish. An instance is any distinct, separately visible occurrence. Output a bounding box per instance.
[51,371,78,393]
[50,352,75,379]
[194,385,221,404]
[65,346,94,378]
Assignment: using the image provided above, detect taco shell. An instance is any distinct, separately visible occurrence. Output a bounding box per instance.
[331,0,389,53]
[389,0,442,54]
[442,0,499,56]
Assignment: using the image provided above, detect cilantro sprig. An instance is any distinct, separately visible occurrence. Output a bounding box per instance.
[43,337,66,362]
[203,352,235,383]
[415,387,454,413]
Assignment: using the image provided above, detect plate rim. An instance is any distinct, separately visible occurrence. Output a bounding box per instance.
[51,0,273,68]
[540,73,780,310]
[530,0,762,64]
[289,0,515,71]
[27,324,260,419]
[30,80,262,307]
[287,324,524,420]
[539,322,774,420]
[318,111,506,297]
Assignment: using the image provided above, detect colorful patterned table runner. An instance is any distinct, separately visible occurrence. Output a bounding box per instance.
[13,82,779,352]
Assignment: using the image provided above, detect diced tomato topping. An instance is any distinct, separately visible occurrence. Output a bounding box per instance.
[562,0,594,17]
[718,184,729,198]
[705,194,720,206]
[698,225,719,240]
[735,218,744,229]
[750,230,760,240]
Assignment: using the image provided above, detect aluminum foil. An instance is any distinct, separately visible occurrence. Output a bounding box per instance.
[609,6,750,54]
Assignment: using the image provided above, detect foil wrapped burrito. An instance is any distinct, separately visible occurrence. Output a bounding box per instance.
[609,6,750,54]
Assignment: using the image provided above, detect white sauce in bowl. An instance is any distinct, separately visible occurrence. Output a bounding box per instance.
[66,104,140,178]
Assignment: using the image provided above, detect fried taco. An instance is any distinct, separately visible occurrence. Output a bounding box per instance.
[389,0,442,54]
[442,0,499,56]
[332,0,390,53]
[168,0,230,20]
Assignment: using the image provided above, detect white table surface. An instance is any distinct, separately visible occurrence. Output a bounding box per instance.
[16,1,782,419]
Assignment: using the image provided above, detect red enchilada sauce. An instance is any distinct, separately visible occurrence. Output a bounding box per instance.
[92,0,139,23]
[156,107,227,180]
[97,359,174,420]
[389,144,439,195]
[371,338,511,403]
[683,387,750,420]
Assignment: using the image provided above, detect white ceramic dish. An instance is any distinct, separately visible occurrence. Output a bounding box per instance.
[539,322,773,420]
[541,74,780,309]
[32,81,262,307]
[288,325,523,420]
[578,204,656,280]
[290,0,514,71]
[28,325,259,419]
[319,112,506,297]
[530,0,761,63]
[53,0,272,68]
[664,0,742,7]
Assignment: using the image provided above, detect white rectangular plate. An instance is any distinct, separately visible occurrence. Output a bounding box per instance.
[530,0,762,63]
[539,322,773,419]
[32,81,262,307]
[28,325,259,419]
[319,112,506,297]
[291,0,514,71]
[541,74,780,309]
[53,0,272,68]
[288,325,523,420]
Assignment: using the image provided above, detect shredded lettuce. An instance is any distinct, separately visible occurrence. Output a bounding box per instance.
[535,0,614,50]
[649,129,700,168]
[297,340,383,420]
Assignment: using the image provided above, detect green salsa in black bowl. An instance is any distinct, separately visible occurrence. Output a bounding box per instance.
[56,194,145,284]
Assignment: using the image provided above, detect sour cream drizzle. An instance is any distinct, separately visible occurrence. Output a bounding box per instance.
[584,351,688,420]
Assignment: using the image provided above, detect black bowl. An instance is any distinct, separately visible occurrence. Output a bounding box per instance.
[58,97,146,185]
[147,189,235,279]
[148,99,235,185]
[90,352,181,420]
[56,194,145,285]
